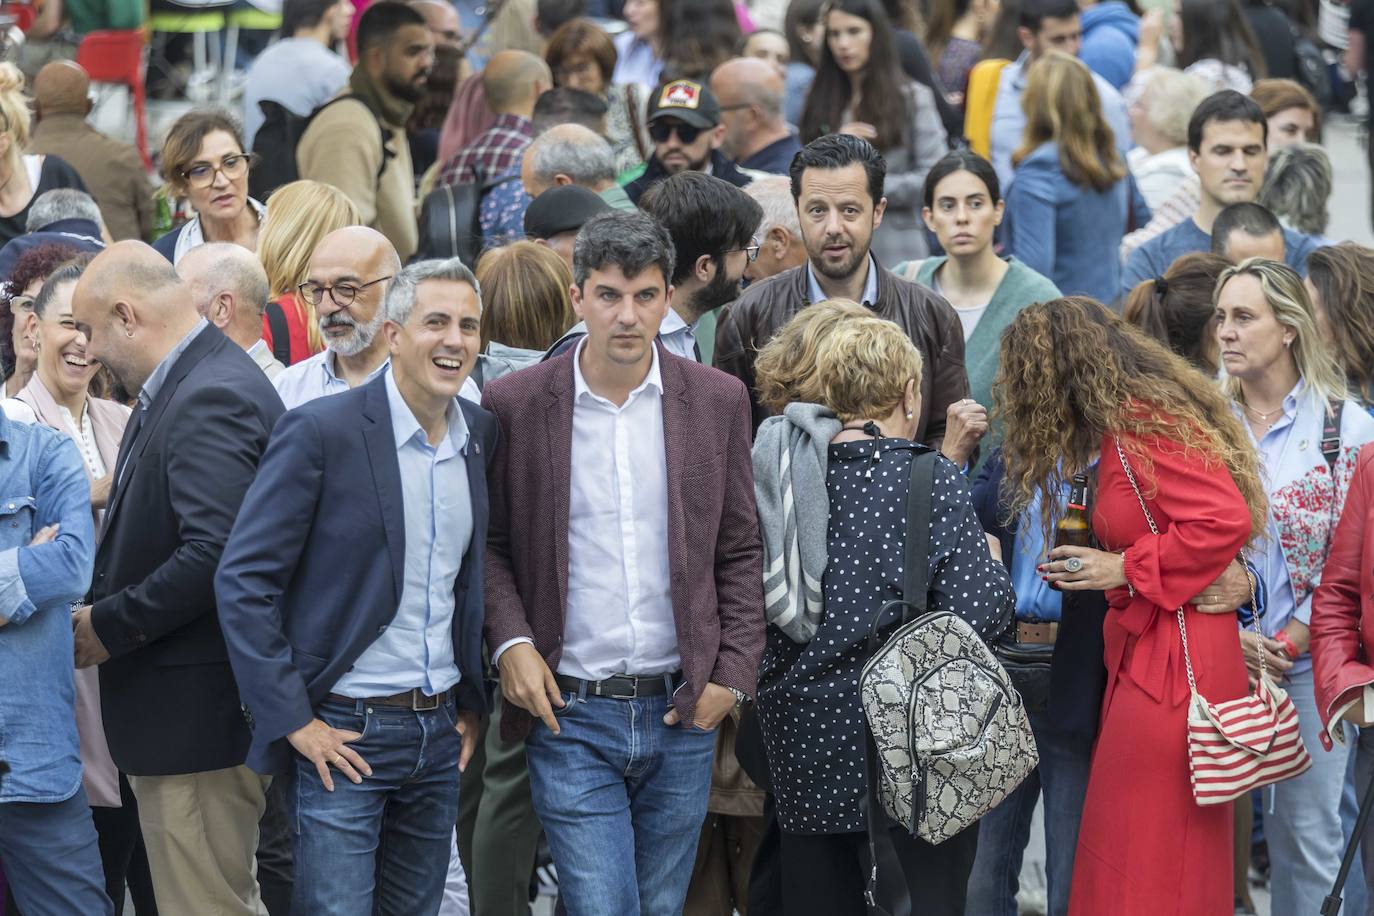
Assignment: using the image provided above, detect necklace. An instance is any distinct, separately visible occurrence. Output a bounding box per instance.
[1244,400,1284,423]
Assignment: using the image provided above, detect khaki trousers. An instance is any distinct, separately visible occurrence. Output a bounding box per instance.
[128,765,271,916]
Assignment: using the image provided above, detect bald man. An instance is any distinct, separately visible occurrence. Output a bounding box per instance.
[68,241,285,916]
[29,61,155,241]
[708,57,801,175]
[520,123,633,210]
[178,244,285,380]
[438,50,551,188]
[412,0,462,49]
[272,227,401,409]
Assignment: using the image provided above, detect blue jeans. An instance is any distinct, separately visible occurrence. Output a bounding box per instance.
[289,696,462,916]
[524,690,715,916]
[964,710,1093,916]
[0,786,113,916]
[1267,666,1350,916]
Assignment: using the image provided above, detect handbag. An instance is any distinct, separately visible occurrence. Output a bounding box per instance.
[1115,442,1312,806]
[858,449,1037,851]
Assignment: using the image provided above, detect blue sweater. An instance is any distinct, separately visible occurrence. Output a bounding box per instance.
[1121,217,1323,299]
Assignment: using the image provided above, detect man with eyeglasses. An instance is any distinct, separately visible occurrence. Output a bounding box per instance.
[623,79,754,206]
[709,57,802,176]
[271,227,401,411]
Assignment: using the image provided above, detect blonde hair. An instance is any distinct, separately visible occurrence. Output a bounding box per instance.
[1218,257,1348,409]
[474,241,575,351]
[257,181,362,354]
[754,299,923,421]
[0,64,30,170]
[1014,51,1125,192]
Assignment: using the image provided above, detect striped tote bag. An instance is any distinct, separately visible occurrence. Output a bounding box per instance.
[1116,442,1312,806]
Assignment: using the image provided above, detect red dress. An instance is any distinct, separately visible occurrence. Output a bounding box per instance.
[1068,433,1252,916]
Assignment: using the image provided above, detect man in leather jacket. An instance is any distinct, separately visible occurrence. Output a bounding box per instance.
[714,134,970,453]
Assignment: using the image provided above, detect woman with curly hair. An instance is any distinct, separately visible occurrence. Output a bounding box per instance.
[1216,257,1374,914]
[994,296,1266,916]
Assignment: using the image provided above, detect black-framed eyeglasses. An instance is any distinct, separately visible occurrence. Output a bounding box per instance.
[297,275,393,308]
[180,152,257,189]
[725,237,761,263]
[648,120,705,144]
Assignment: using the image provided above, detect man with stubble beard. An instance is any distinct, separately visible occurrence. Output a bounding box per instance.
[623,79,754,206]
[715,134,983,467]
[297,2,434,260]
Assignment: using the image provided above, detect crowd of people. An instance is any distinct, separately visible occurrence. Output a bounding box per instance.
[4,0,1374,914]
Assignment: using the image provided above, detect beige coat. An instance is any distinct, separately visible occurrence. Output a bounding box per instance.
[297,97,418,260]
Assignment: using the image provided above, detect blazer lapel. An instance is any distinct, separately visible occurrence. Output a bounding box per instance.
[361,379,406,603]
[545,358,575,615]
[104,326,220,531]
[658,346,689,589]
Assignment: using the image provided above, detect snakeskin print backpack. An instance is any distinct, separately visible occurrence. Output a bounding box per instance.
[858,451,1038,853]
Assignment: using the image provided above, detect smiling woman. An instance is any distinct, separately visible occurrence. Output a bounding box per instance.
[153,110,265,267]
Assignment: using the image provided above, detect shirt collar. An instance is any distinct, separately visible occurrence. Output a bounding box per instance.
[1282,379,1306,418]
[321,349,389,385]
[806,254,879,306]
[384,366,470,456]
[571,336,663,405]
[659,308,692,337]
[491,113,533,136]
[140,317,209,409]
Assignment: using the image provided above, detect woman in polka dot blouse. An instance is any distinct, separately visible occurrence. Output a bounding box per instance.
[750,300,1014,915]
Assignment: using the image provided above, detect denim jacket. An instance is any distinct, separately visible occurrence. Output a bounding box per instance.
[0,410,96,803]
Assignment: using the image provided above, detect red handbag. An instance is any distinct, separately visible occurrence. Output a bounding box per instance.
[1115,442,1312,806]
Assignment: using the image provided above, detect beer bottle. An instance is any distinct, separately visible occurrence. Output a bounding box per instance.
[1054,474,1091,550]
[1049,474,1091,591]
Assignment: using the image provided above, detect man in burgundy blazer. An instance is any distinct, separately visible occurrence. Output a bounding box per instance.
[481,210,764,916]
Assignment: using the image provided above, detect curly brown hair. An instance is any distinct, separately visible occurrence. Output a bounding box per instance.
[992,296,1267,542]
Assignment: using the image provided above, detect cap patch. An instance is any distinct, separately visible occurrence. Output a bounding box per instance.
[660,80,702,110]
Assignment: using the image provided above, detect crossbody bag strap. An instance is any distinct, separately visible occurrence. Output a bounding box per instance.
[1114,441,1261,695]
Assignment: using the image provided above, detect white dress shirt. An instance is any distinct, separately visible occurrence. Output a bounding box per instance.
[493,340,680,681]
[272,349,390,410]
[333,369,472,698]
[657,309,700,362]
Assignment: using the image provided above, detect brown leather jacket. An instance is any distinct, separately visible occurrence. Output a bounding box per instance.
[713,258,970,446]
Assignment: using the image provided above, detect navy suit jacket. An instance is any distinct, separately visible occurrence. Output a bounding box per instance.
[216,374,496,775]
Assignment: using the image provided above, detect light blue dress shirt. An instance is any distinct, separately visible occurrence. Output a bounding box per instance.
[139,318,208,410]
[806,255,880,307]
[332,369,473,698]
[1010,486,1064,623]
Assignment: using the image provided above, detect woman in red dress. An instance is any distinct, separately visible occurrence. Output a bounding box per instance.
[994,297,1268,915]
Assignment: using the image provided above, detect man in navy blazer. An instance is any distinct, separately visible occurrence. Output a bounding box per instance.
[216,257,495,915]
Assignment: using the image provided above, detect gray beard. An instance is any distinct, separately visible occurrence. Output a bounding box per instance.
[321,312,384,358]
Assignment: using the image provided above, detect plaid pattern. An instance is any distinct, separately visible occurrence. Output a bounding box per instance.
[438,114,534,188]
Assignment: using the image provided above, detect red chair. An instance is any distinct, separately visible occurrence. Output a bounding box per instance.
[76,29,151,172]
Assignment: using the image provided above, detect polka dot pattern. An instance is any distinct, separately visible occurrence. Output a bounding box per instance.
[755,439,1014,834]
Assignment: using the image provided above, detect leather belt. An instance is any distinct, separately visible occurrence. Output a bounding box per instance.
[327,686,456,711]
[1016,621,1059,645]
[554,671,682,700]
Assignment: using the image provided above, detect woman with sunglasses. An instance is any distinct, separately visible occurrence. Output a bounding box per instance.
[153,110,265,266]
[0,63,86,247]
[798,0,949,263]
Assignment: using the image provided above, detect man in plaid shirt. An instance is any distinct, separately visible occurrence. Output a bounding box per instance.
[438,50,551,188]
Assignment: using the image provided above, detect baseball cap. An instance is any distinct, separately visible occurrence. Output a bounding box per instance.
[647,79,721,129]
[524,185,614,240]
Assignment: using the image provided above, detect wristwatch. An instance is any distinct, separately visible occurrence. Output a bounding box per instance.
[726,686,748,709]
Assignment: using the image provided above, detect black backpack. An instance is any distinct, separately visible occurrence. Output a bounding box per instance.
[249,96,394,202]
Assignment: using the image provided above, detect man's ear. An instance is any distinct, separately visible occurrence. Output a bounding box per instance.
[211,292,233,329]
[693,253,714,284]
[113,299,136,335]
[709,123,726,150]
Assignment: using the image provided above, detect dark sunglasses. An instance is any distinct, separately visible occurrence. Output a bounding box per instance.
[649,121,704,144]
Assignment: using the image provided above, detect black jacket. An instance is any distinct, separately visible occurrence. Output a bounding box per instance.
[623,149,753,206]
[971,450,1107,741]
[91,325,285,776]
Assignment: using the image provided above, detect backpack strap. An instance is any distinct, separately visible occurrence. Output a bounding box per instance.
[1323,398,1344,474]
[315,94,395,183]
[902,449,937,613]
[264,300,292,366]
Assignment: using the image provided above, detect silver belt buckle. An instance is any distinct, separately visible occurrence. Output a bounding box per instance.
[604,676,639,699]
[411,689,440,711]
